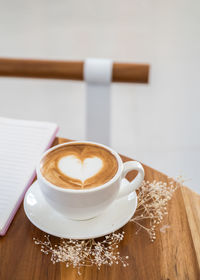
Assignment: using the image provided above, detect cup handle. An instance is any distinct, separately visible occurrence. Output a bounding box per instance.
[117,161,144,200]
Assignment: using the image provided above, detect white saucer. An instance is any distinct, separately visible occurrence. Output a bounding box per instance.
[24,179,137,239]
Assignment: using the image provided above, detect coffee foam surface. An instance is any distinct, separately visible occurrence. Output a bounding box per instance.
[40,143,118,190]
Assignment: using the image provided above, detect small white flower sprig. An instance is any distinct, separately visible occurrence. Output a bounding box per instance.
[130,176,184,241]
[33,232,129,275]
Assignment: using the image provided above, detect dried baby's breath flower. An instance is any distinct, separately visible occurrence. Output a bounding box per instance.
[33,176,183,273]
[130,176,183,242]
[33,232,128,275]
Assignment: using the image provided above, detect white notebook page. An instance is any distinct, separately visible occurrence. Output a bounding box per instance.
[0,117,58,235]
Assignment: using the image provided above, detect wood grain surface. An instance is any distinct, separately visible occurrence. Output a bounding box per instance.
[0,138,199,280]
[0,58,149,83]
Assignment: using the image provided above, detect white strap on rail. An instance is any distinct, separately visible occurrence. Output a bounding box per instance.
[84,58,113,146]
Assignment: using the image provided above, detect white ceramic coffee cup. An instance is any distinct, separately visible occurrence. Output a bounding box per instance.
[36,141,144,220]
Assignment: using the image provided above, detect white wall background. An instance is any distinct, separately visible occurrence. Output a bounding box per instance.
[0,0,200,193]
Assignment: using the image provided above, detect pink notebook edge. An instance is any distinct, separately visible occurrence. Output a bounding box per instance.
[0,125,59,236]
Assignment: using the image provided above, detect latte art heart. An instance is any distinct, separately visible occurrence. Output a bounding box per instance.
[58,155,103,182]
[40,143,118,189]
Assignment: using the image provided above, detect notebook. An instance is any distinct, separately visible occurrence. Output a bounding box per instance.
[0,117,59,236]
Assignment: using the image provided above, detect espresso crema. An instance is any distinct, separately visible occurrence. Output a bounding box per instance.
[40,143,118,190]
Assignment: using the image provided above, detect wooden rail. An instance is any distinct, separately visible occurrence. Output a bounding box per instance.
[0,58,149,83]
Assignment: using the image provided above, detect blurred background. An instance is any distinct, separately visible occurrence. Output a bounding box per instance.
[0,0,199,193]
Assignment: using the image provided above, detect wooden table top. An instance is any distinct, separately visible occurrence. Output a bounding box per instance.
[0,138,200,280]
